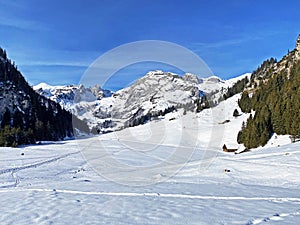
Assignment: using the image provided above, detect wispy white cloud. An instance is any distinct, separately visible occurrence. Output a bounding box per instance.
[0,15,48,31]
[6,48,102,68]
[0,1,47,31]
[190,30,284,52]
[191,36,260,51]
[18,61,90,68]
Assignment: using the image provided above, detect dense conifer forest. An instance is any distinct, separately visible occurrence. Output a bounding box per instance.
[237,59,300,148]
[0,47,87,146]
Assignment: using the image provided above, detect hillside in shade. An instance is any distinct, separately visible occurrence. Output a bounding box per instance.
[0,48,75,146]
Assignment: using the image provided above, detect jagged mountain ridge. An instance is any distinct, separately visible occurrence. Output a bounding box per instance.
[245,35,300,87]
[35,70,250,133]
[101,71,202,129]
[34,83,112,111]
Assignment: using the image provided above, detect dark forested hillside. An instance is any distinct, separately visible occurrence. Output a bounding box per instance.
[237,36,300,149]
[0,47,76,146]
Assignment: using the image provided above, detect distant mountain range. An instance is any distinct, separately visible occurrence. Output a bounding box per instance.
[34,70,250,133]
[1,34,299,149]
[34,83,113,111]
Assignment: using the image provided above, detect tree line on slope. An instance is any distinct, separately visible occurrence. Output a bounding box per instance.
[237,60,300,148]
[0,47,88,147]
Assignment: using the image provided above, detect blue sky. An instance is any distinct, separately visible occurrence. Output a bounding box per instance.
[0,0,300,90]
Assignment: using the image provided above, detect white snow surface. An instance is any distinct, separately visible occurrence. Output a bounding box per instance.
[1,94,299,224]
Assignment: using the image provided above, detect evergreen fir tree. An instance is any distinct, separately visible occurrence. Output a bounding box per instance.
[233,109,239,117]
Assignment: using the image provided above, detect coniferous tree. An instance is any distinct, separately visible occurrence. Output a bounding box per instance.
[237,59,300,148]
[1,108,11,128]
[13,111,24,129]
[233,109,239,117]
[0,47,81,146]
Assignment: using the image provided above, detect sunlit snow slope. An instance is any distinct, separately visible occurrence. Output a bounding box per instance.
[0,94,299,225]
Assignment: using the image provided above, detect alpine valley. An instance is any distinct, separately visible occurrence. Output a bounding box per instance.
[0,35,300,224]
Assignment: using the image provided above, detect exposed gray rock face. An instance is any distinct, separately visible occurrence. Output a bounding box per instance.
[106,71,201,127]
[34,83,112,111]
[182,73,200,84]
[296,34,300,58]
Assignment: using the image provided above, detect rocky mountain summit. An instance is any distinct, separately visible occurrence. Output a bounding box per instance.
[34,83,112,111]
[35,70,248,133]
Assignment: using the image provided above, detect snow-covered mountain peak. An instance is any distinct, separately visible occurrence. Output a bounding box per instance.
[34,70,251,133]
[203,75,223,83]
[182,73,200,84]
[146,70,165,76]
[92,70,202,129]
[34,82,54,90]
[33,83,112,111]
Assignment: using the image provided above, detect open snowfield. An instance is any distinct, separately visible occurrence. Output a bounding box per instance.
[1,94,300,225]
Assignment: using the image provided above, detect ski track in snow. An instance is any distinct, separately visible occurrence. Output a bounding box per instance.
[1,188,300,203]
[1,187,300,224]
[0,151,80,176]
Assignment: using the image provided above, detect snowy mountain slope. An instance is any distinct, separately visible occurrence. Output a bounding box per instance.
[91,71,250,131]
[197,72,252,103]
[34,83,112,111]
[0,93,299,224]
[34,70,250,133]
[98,71,202,128]
[198,72,251,93]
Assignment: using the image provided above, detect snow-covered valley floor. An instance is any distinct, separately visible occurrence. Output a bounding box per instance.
[1,95,300,225]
